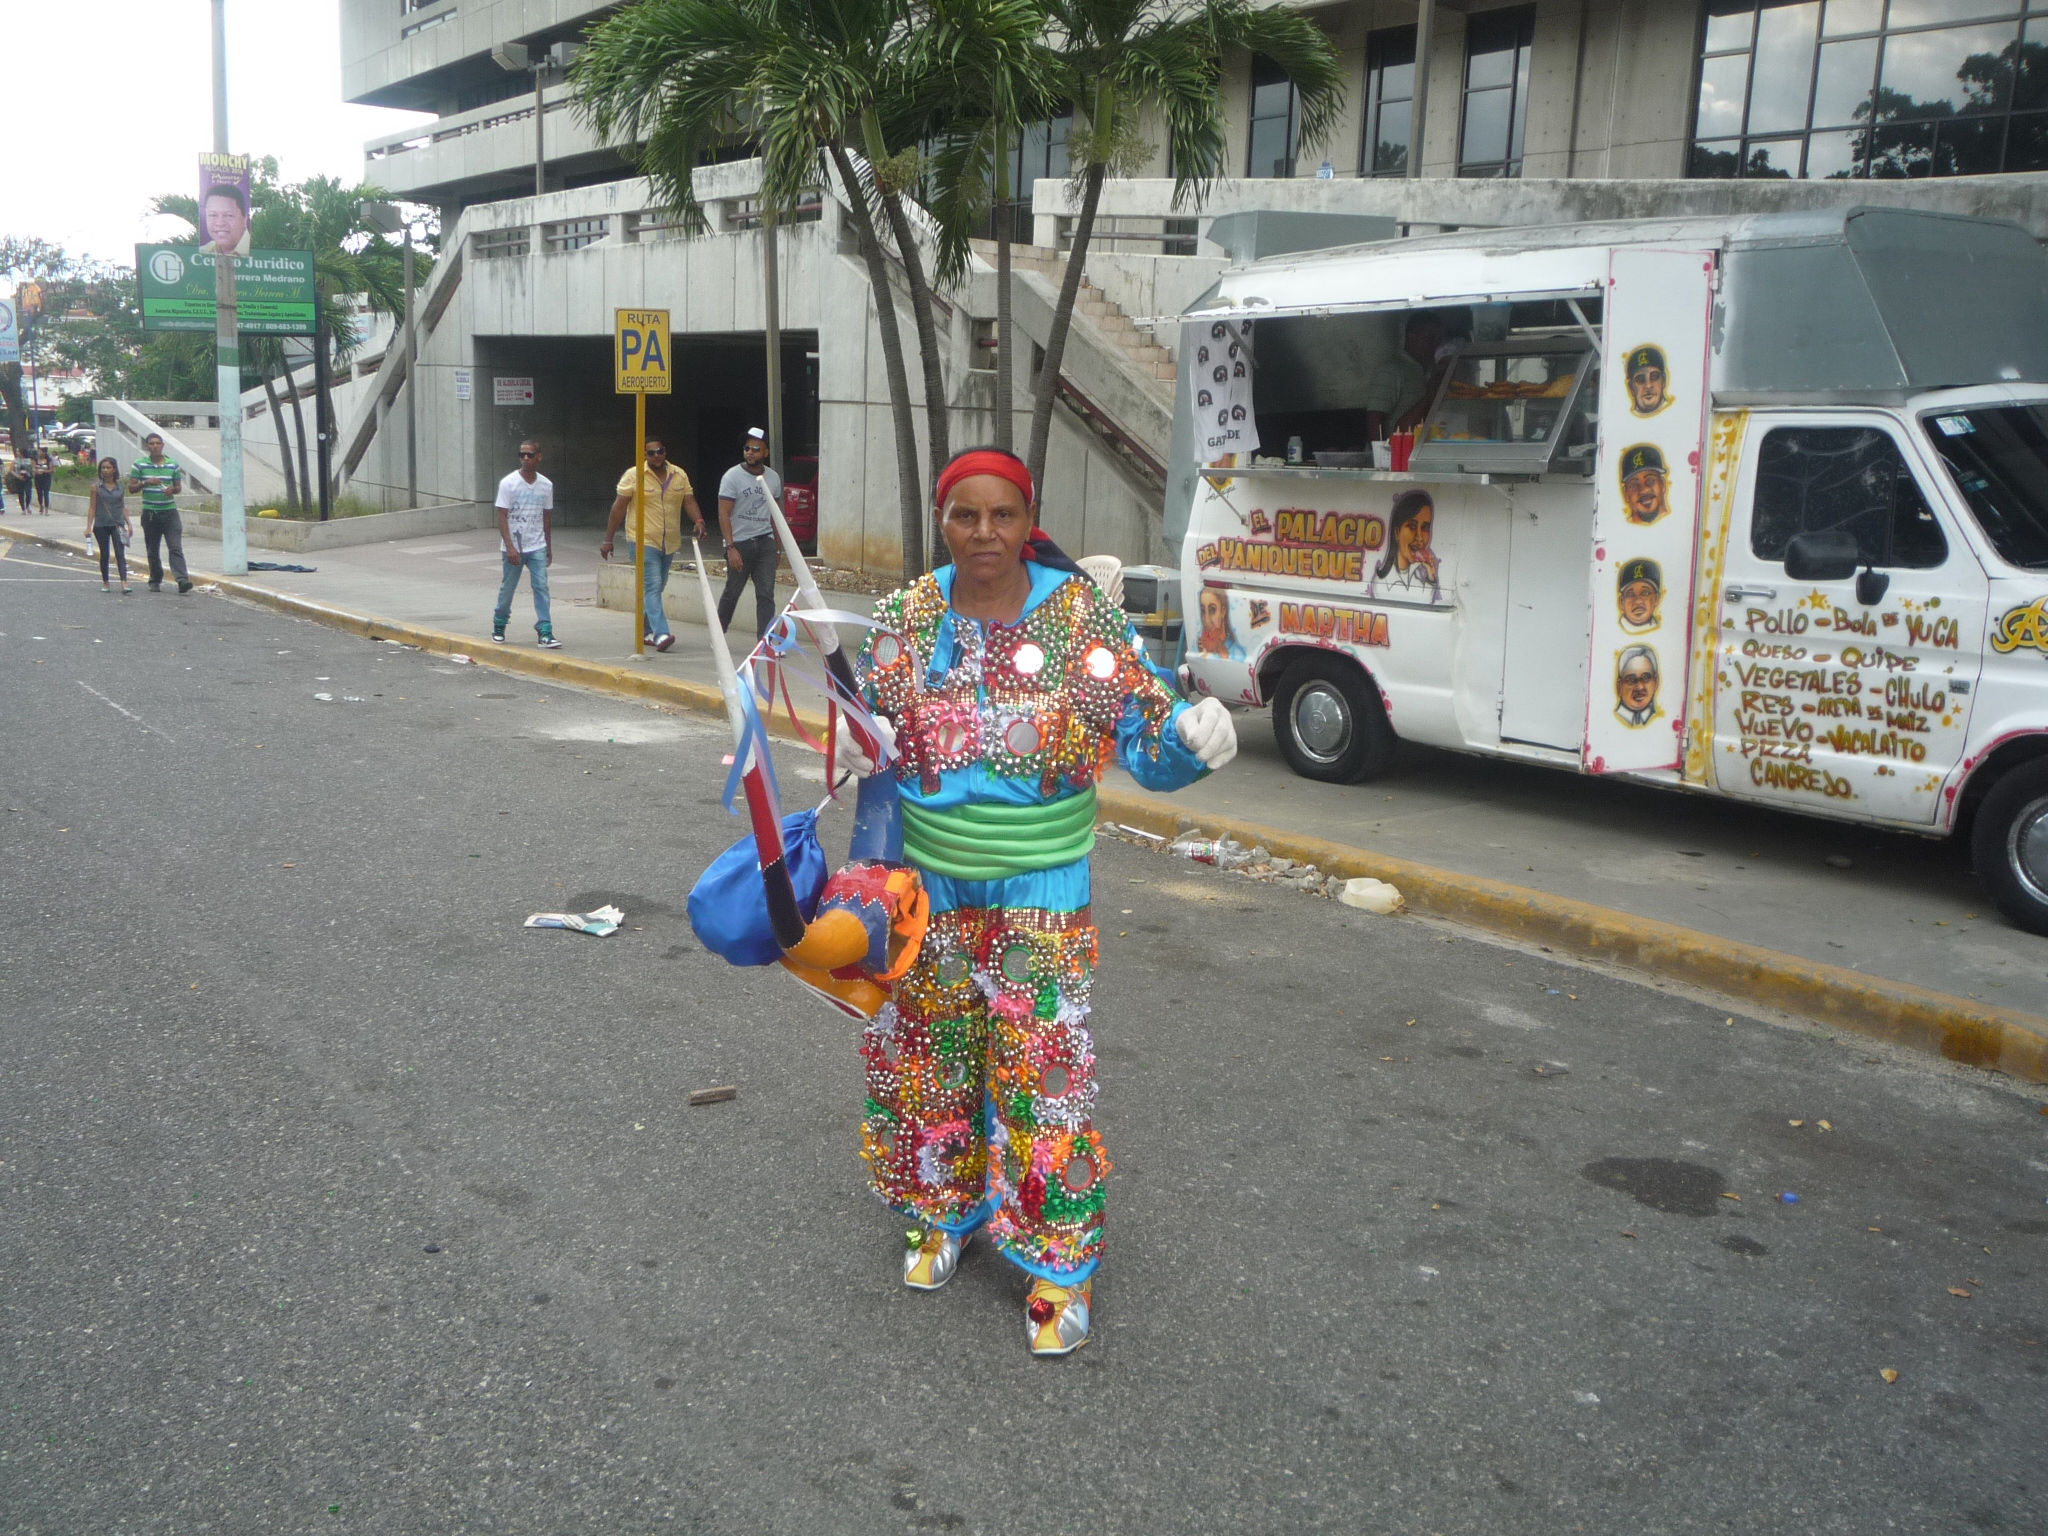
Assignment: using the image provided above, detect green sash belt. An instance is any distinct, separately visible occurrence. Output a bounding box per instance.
[900,790,1098,881]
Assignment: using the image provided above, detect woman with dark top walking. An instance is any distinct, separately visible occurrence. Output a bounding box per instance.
[33,448,54,513]
[85,457,133,593]
[3,457,28,513]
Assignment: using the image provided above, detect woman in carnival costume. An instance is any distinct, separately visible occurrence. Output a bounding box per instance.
[845,445,1238,1356]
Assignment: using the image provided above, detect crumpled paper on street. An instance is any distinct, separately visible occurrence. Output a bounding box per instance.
[524,904,624,936]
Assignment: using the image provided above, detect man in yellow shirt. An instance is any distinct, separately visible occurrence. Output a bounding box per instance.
[601,437,706,652]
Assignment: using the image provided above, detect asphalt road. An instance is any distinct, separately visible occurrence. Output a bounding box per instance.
[3,557,2045,1535]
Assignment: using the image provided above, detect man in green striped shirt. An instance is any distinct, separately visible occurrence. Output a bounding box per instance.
[126,433,191,593]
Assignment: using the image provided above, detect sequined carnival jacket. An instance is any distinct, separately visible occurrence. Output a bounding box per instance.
[859,563,1208,821]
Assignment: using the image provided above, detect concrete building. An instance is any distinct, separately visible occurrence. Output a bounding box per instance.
[337,0,2048,572]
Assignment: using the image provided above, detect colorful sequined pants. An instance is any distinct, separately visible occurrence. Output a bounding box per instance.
[858,904,1108,1282]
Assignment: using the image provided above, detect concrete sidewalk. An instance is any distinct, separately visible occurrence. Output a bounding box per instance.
[6,510,2043,1060]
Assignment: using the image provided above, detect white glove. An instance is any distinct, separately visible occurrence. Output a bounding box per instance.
[829,713,898,779]
[1175,697,1238,770]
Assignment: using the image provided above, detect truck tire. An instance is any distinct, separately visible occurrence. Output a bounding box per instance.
[1271,653,1396,784]
[1972,758,2048,938]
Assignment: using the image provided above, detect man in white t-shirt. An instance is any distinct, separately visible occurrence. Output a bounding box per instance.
[493,440,561,648]
[716,427,784,642]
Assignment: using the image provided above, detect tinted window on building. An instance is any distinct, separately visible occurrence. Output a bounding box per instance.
[1248,54,1302,177]
[1363,27,1418,176]
[930,109,1070,242]
[1460,7,1536,177]
[1694,0,2048,179]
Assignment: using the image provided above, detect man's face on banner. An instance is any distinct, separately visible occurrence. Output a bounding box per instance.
[204,190,248,252]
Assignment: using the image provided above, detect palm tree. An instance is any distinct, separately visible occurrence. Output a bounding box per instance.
[575,0,940,574]
[1025,0,1343,492]
[286,178,409,509]
[901,0,1061,455]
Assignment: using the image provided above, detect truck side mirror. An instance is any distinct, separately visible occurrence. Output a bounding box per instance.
[1783,530,1859,582]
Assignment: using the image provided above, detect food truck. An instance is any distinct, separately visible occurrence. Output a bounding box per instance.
[1172,208,2048,935]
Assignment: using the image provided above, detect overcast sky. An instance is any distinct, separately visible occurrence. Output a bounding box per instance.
[8,1,433,269]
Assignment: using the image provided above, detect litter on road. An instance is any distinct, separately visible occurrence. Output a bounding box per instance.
[687,1085,738,1106]
[524,905,624,936]
[1339,877,1405,914]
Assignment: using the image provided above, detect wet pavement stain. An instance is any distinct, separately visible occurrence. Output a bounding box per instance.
[1718,1234,1770,1257]
[1581,1156,1727,1217]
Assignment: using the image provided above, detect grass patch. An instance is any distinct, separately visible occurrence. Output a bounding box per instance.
[250,494,386,520]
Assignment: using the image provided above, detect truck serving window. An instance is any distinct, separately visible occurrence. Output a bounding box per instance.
[1409,336,1598,476]
[1922,406,2048,571]
[1752,427,1947,570]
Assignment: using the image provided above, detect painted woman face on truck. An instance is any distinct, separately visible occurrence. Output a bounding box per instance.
[1375,491,1439,588]
[1196,588,1243,660]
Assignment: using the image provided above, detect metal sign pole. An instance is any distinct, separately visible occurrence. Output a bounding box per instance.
[615,307,671,657]
[210,0,246,574]
[763,210,784,481]
[634,392,647,655]
[403,236,418,508]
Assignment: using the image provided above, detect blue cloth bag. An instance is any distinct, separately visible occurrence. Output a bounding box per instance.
[688,809,829,966]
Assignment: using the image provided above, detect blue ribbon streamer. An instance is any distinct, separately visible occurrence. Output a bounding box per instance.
[739,605,903,774]
[720,673,784,818]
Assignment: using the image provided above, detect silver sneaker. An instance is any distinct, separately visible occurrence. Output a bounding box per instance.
[902,1227,964,1290]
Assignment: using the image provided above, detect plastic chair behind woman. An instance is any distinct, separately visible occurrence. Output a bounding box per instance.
[1077,554,1124,607]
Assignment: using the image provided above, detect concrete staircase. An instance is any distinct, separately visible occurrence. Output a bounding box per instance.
[973,240,1178,392]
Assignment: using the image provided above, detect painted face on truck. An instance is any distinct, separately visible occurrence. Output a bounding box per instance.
[1196,588,1242,660]
[1626,468,1668,524]
[1375,490,1439,588]
[1625,345,1671,417]
[1397,506,1434,570]
[1617,557,1663,632]
[1618,445,1670,525]
[1615,647,1660,723]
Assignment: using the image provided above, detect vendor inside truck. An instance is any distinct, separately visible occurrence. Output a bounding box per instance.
[1366,311,1452,441]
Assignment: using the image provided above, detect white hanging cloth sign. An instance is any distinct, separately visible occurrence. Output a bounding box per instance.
[1188,318,1260,462]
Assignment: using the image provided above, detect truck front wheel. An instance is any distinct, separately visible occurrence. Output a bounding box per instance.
[1971,758,2048,937]
[1271,654,1396,784]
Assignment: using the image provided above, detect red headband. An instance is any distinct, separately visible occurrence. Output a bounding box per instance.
[934,450,1034,513]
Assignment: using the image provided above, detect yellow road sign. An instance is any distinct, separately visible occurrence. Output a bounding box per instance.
[614,308,672,394]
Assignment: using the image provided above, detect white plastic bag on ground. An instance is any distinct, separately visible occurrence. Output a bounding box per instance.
[1338,877,1404,915]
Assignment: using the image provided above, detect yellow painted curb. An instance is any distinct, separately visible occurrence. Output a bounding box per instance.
[13,522,2044,1083]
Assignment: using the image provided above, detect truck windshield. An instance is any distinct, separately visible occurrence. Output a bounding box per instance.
[1922,405,2048,570]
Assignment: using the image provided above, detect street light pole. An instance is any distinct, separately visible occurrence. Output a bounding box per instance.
[533,59,546,197]
[402,235,417,507]
[210,0,247,574]
[493,42,577,200]
[18,283,41,454]
[763,209,783,482]
[1408,0,1436,183]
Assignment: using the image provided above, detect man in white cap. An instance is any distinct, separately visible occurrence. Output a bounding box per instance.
[716,426,784,643]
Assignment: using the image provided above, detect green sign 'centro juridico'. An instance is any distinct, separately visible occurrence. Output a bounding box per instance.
[135,244,316,336]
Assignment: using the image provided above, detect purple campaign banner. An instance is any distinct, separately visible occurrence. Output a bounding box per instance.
[198,153,252,258]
